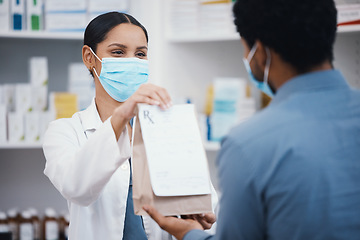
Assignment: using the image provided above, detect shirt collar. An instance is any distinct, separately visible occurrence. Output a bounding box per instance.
[79,98,103,132]
[271,69,350,105]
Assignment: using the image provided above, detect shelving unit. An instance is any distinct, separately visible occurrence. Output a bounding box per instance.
[0,0,359,212]
[0,31,83,40]
[167,24,360,42]
[0,143,42,149]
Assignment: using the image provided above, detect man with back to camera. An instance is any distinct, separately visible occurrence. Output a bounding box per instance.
[143,0,360,239]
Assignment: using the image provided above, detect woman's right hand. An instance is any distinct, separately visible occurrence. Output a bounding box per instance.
[111,83,172,138]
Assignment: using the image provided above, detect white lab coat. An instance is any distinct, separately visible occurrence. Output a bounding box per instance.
[43,99,218,240]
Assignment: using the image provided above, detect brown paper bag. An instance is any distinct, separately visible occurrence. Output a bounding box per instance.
[132,115,212,216]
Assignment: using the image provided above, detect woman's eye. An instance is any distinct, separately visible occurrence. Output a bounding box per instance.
[112,50,124,55]
[136,52,147,57]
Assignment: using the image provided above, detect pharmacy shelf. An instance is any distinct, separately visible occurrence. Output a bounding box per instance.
[0,31,83,40]
[167,25,360,43]
[0,142,43,149]
[204,141,221,151]
[338,24,360,33]
[167,32,240,43]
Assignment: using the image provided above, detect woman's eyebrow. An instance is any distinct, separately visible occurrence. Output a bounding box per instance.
[108,43,127,48]
[107,43,148,50]
[137,46,148,50]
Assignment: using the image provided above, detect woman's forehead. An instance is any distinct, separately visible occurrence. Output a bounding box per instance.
[101,24,148,47]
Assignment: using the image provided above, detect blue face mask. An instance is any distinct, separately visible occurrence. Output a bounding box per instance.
[90,48,149,102]
[242,44,274,98]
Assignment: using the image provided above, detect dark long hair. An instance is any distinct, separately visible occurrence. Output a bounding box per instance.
[84,11,148,53]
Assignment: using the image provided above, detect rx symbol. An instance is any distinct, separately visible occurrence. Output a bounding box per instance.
[144,110,154,124]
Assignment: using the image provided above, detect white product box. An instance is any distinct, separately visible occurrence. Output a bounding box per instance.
[38,110,55,141]
[211,78,247,141]
[15,83,32,113]
[0,104,7,143]
[10,0,25,30]
[45,0,86,12]
[214,78,246,103]
[68,63,94,110]
[45,12,88,31]
[25,111,40,142]
[0,85,4,104]
[29,57,48,87]
[26,0,43,31]
[337,4,360,25]
[0,0,10,32]
[3,84,16,112]
[8,112,24,143]
[88,0,129,18]
[31,86,47,112]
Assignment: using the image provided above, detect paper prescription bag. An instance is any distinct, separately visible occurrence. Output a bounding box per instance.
[132,104,212,216]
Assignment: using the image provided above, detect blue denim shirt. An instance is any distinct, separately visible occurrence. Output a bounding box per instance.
[185,70,360,240]
[123,118,147,239]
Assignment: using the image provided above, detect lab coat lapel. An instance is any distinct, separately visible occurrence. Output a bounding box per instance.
[78,98,103,138]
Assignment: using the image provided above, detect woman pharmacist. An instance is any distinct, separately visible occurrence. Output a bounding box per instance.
[42,12,217,240]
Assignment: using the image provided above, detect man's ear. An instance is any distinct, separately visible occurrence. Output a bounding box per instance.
[82,45,95,72]
[254,40,268,71]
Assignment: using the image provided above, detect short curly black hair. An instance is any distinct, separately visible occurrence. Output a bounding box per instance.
[233,0,337,73]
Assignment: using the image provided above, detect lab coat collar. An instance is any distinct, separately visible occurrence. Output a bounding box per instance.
[79,98,103,132]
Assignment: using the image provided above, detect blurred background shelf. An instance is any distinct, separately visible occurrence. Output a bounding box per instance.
[1,25,358,42]
[167,32,240,43]
[166,24,360,43]
[0,31,83,40]
[338,24,360,33]
[0,142,42,149]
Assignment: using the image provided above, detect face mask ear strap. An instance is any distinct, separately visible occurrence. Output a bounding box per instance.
[89,47,102,62]
[247,43,258,62]
[264,47,271,84]
[93,67,100,79]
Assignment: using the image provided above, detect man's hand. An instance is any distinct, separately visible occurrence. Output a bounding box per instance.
[143,205,206,240]
[184,213,216,230]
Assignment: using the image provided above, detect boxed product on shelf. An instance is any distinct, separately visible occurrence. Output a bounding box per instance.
[68,63,94,111]
[337,4,360,26]
[29,57,48,111]
[0,85,4,104]
[45,0,87,32]
[211,78,246,141]
[0,0,10,32]
[15,83,32,113]
[26,0,43,31]
[45,12,88,32]
[88,0,129,21]
[25,111,40,143]
[31,86,47,112]
[45,0,86,12]
[199,1,235,34]
[3,84,15,112]
[8,111,24,143]
[49,92,78,119]
[10,0,26,30]
[0,104,6,143]
[38,110,55,141]
[29,57,48,86]
[169,0,199,35]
